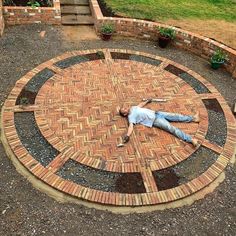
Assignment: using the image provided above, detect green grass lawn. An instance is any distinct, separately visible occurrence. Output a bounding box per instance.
[104,0,236,21]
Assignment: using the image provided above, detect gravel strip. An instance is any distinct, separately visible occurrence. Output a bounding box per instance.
[179,72,210,94]
[57,159,123,192]
[111,52,162,66]
[24,68,55,93]
[57,159,146,193]
[14,112,60,166]
[203,99,227,146]
[54,52,105,69]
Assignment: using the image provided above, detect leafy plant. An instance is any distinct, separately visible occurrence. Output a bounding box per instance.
[3,0,15,6]
[211,49,227,63]
[101,23,115,34]
[45,0,53,7]
[20,97,29,106]
[97,51,104,58]
[27,0,40,8]
[158,27,176,39]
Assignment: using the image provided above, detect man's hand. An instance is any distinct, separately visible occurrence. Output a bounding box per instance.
[123,135,130,143]
[138,99,152,108]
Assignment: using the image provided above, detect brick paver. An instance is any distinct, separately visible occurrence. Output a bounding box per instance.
[2,49,235,206]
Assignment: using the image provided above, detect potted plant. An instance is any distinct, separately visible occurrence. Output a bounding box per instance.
[210,49,227,69]
[100,23,115,41]
[157,27,176,48]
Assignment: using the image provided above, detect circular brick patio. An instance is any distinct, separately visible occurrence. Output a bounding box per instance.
[2,49,235,207]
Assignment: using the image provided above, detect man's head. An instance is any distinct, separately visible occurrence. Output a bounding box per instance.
[119,106,130,117]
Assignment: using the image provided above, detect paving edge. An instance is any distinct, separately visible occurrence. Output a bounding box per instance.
[1,107,233,214]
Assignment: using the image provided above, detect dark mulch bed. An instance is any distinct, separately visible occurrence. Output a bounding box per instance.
[97,0,116,17]
[3,0,52,7]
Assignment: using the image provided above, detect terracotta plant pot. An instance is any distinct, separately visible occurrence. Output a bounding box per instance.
[101,33,112,41]
[158,35,171,48]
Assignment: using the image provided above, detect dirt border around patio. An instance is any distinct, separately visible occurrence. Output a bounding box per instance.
[90,0,236,78]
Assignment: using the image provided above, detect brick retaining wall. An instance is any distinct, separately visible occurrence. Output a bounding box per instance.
[90,0,236,78]
[0,0,4,36]
[3,0,61,25]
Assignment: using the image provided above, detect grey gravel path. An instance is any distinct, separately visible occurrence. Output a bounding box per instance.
[0,24,235,236]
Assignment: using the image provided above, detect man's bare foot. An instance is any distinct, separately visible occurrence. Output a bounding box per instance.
[192,138,200,148]
[193,111,200,123]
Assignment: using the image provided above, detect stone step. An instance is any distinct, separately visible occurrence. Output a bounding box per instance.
[60,0,89,5]
[61,5,91,15]
[61,15,94,25]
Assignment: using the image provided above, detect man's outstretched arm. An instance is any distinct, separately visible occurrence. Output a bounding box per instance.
[123,123,134,143]
[137,99,152,108]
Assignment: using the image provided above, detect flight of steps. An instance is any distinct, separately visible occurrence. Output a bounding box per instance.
[60,0,94,25]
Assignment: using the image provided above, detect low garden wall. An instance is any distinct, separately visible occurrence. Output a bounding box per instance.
[90,0,236,78]
[0,0,4,36]
[3,0,61,25]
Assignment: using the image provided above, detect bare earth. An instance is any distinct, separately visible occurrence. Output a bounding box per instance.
[165,19,236,49]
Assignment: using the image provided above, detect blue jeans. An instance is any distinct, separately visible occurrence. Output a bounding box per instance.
[153,111,193,143]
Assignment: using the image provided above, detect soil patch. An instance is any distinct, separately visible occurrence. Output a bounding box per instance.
[165,19,236,49]
[61,26,99,42]
[15,88,37,105]
[115,174,146,194]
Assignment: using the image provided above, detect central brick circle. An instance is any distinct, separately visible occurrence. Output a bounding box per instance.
[36,59,201,172]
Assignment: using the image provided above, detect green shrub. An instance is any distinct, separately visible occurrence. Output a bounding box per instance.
[3,0,15,5]
[101,23,115,34]
[211,49,227,63]
[158,27,176,39]
[27,1,40,8]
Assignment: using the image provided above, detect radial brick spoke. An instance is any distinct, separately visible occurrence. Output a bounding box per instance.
[103,49,112,60]
[46,147,77,173]
[140,168,159,192]
[202,140,223,154]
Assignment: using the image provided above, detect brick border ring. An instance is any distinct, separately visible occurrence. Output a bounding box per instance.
[2,49,235,209]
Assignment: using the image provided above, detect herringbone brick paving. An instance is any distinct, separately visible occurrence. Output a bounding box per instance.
[2,49,235,206]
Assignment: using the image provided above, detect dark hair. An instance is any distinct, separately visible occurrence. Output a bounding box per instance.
[119,109,126,117]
